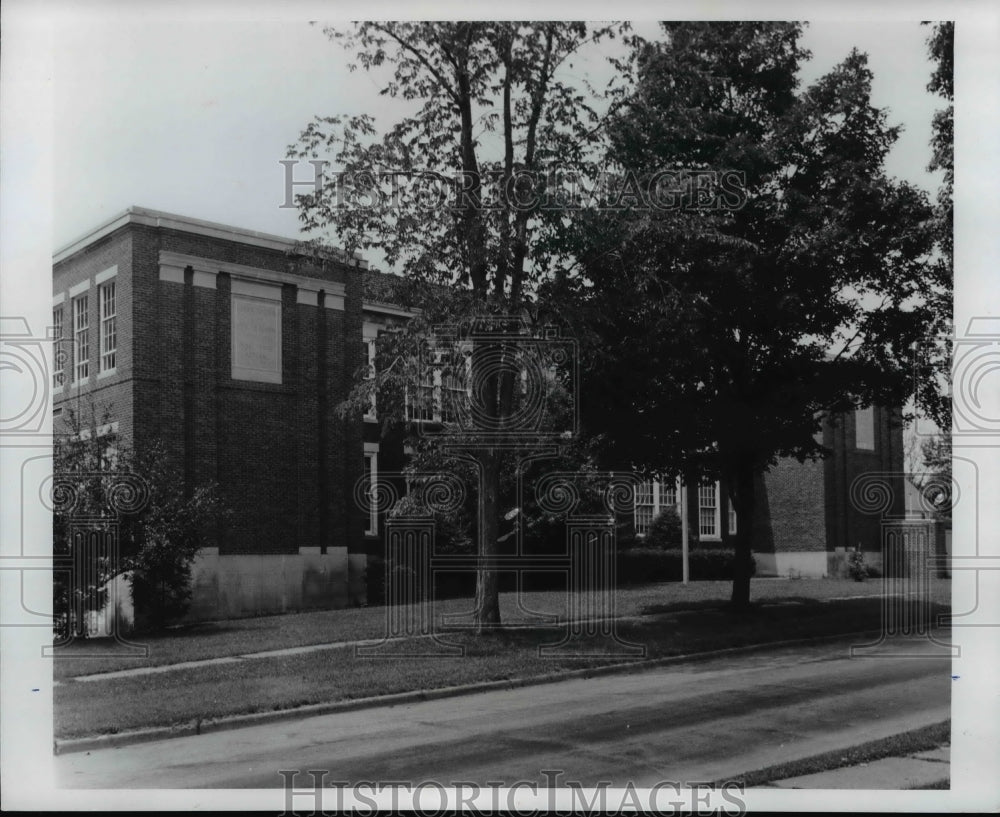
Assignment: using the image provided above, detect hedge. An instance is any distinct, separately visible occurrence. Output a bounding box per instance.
[364,546,754,604]
[616,546,756,584]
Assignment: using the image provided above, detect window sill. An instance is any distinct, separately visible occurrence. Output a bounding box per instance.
[97,368,117,380]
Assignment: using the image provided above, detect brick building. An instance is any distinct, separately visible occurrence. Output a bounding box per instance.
[631,404,906,577]
[52,206,401,621]
[53,207,906,625]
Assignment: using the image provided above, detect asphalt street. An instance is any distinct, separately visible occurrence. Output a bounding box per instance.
[56,635,951,789]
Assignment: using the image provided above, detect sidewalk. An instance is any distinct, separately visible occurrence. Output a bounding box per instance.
[56,592,896,685]
[764,744,949,789]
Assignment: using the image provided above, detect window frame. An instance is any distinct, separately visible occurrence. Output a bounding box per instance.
[72,294,89,383]
[98,281,117,374]
[363,337,377,421]
[634,476,682,537]
[52,307,63,390]
[363,446,379,536]
[698,482,722,540]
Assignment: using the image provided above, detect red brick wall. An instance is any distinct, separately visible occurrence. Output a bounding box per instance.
[56,220,369,559]
[53,230,134,443]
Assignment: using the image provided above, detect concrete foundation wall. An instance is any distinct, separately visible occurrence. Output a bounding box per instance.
[185,547,354,622]
[754,550,831,579]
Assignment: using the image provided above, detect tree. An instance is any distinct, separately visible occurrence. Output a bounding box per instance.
[54,403,223,634]
[918,20,954,434]
[289,22,626,630]
[548,22,942,607]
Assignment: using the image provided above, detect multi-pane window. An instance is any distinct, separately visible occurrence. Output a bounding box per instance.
[634,477,681,536]
[364,450,378,536]
[855,406,875,450]
[52,308,63,388]
[364,339,377,419]
[99,282,116,373]
[406,374,435,421]
[634,481,655,535]
[440,350,468,424]
[72,296,89,382]
[698,483,720,539]
[405,350,436,422]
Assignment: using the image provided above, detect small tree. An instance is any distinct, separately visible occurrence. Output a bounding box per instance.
[645,506,683,550]
[54,403,223,634]
[290,21,630,631]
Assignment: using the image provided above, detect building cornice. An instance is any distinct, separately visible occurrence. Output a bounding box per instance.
[53,206,367,269]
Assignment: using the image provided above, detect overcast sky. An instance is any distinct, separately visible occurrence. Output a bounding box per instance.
[52,19,947,253]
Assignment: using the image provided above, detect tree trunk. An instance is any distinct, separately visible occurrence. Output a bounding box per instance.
[730,456,757,609]
[473,448,502,631]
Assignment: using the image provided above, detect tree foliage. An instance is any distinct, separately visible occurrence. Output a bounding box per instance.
[290,22,629,629]
[54,403,223,634]
[547,22,943,605]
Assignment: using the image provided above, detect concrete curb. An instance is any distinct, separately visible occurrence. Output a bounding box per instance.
[54,628,882,756]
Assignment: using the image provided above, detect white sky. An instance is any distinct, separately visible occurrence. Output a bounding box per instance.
[51,19,947,252]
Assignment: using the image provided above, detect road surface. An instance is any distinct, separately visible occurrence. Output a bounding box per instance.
[57,635,951,789]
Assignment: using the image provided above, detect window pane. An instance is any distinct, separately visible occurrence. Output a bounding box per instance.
[52,308,63,387]
[364,452,379,535]
[698,483,718,537]
[73,296,89,381]
[635,480,654,535]
[100,282,116,372]
[364,339,376,418]
[659,480,677,509]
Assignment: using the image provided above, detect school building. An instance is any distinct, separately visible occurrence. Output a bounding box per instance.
[52,206,914,624]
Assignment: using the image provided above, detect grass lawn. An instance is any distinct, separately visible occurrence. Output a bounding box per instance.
[53,577,943,681]
[53,578,951,740]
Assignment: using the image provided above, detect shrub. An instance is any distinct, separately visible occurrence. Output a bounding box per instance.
[644,506,683,549]
[53,405,223,635]
[617,546,756,585]
[848,549,868,581]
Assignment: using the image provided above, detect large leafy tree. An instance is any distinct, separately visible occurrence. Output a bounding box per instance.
[913,20,954,513]
[289,22,625,629]
[549,22,942,607]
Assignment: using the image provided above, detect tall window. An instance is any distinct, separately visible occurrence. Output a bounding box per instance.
[364,339,377,420]
[405,361,436,422]
[729,504,738,535]
[364,450,378,536]
[72,295,89,382]
[855,406,875,450]
[635,481,655,535]
[634,477,681,536]
[52,308,63,388]
[99,282,116,373]
[439,349,468,424]
[698,483,720,539]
